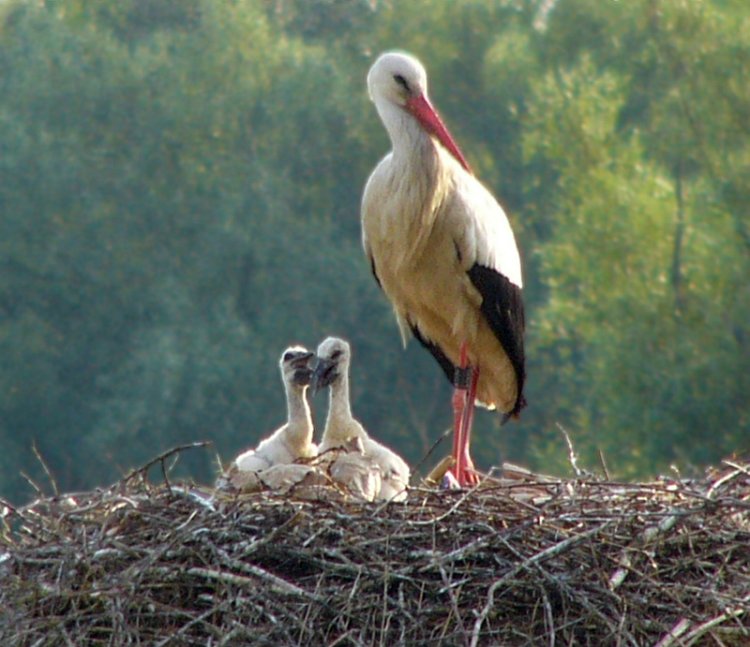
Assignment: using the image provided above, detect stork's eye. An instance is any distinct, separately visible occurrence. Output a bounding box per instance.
[393,74,410,91]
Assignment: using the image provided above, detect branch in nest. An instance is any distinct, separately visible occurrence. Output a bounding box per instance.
[122,441,212,488]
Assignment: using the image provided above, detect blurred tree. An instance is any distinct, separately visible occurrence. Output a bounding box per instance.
[0,0,747,503]
[523,0,750,475]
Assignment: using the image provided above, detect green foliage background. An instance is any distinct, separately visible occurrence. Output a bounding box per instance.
[1,0,748,502]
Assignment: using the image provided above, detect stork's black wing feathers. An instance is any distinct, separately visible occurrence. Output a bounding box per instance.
[467,264,527,418]
[369,257,382,289]
[409,265,526,420]
[410,324,456,386]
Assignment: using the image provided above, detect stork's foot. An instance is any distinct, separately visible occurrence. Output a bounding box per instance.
[443,457,481,489]
[441,470,461,489]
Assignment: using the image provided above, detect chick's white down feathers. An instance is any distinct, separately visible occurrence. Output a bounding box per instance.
[314,337,410,502]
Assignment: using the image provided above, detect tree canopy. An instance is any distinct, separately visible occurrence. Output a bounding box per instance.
[1,0,748,502]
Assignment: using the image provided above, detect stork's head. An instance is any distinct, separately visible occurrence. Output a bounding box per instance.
[367,51,428,108]
[311,336,351,394]
[367,50,471,173]
[280,346,315,388]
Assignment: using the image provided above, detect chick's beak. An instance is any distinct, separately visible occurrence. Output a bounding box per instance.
[290,350,315,369]
[310,357,338,395]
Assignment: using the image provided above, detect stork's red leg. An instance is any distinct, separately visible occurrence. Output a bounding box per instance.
[456,367,480,486]
[451,380,467,481]
[446,343,479,488]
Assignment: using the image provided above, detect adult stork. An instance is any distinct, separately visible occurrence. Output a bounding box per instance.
[362,51,526,487]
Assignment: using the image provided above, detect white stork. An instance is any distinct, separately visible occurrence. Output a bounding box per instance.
[362,51,526,487]
[217,346,317,489]
[311,336,410,501]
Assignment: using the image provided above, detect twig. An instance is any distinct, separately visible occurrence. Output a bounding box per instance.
[470,521,614,647]
[413,427,453,477]
[123,441,211,485]
[707,460,750,498]
[598,449,611,480]
[609,512,681,591]
[654,618,692,647]
[411,468,500,526]
[0,496,18,514]
[556,423,584,477]
[437,563,469,645]
[187,565,313,599]
[32,442,59,496]
[160,457,172,493]
[19,471,44,497]
[154,600,230,647]
[541,586,556,647]
[681,601,749,645]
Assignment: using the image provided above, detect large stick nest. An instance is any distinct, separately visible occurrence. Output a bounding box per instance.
[1,448,749,646]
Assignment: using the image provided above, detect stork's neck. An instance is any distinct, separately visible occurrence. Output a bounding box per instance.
[375,99,438,176]
[325,372,354,434]
[285,384,313,443]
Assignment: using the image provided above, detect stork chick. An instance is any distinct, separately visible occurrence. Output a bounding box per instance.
[312,336,410,502]
[312,436,383,502]
[218,346,316,489]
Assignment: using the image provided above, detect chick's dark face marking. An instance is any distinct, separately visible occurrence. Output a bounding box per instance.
[292,367,313,387]
[311,357,340,391]
[281,349,314,387]
[283,350,314,368]
[311,337,351,394]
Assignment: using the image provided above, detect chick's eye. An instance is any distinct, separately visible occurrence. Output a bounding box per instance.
[283,352,295,362]
[330,350,343,361]
[393,74,409,91]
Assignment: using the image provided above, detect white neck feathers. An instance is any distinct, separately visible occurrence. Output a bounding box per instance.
[284,383,313,446]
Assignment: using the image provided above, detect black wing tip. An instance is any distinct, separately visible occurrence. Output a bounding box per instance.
[501,393,527,425]
[370,257,382,289]
[467,262,526,415]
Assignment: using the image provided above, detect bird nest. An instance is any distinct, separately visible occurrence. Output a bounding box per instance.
[1,446,749,646]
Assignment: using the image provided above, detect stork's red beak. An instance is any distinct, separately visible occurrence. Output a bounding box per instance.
[406,94,472,173]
